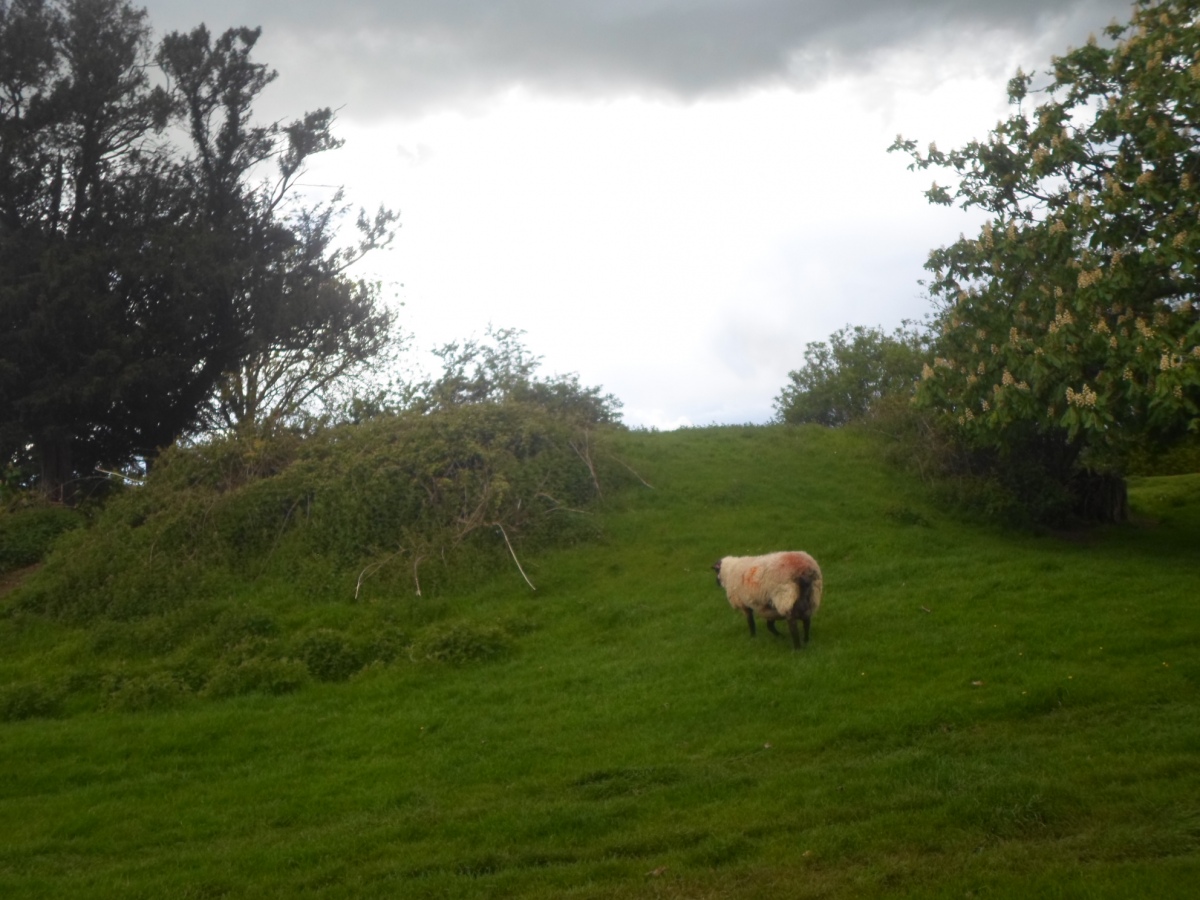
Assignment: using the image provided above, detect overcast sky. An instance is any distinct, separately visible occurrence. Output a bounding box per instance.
[145,0,1134,428]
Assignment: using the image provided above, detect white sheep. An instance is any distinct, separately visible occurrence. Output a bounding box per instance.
[712,551,823,650]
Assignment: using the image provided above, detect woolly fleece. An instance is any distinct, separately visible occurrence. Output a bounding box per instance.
[715,551,823,621]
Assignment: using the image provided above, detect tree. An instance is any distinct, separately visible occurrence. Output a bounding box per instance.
[1,0,179,498]
[155,24,398,433]
[206,195,398,432]
[0,1,396,499]
[773,323,927,426]
[891,0,1200,521]
[410,326,624,426]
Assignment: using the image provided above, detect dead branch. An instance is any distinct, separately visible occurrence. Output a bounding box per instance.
[536,492,589,514]
[494,523,536,591]
[355,553,398,600]
[459,481,494,533]
[94,466,145,484]
[412,554,425,596]
[606,453,654,489]
[569,430,602,497]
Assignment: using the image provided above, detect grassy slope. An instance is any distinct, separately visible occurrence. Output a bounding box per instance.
[1,425,1198,898]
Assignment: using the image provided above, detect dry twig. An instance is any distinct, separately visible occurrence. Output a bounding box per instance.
[607,453,654,489]
[494,523,536,591]
[569,430,602,497]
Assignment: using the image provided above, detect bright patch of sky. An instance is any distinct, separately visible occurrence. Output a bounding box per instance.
[298,55,1005,427]
[143,0,1133,428]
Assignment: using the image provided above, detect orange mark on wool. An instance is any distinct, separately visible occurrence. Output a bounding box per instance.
[778,552,812,575]
[741,566,763,589]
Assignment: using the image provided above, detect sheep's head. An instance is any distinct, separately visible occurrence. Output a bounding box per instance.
[711,559,722,585]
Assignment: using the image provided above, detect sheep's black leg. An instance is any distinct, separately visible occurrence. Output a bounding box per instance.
[787,618,803,650]
[766,620,782,638]
[801,615,811,645]
[744,608,757,638]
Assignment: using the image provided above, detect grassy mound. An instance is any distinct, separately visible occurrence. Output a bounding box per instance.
[2,403,625,713]
[0,424,1197,897]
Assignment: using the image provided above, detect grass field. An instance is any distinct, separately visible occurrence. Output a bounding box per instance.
[2,425,1198,897]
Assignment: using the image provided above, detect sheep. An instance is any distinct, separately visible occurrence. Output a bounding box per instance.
[712,551,823,650]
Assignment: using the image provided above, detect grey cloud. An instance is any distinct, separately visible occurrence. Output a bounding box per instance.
[144,0,1136,116]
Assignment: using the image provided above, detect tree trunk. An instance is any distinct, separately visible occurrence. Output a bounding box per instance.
[1071,471,1129,523]
[36,434,75,505]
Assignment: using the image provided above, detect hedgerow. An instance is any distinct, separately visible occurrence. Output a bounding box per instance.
[13,401,620,623]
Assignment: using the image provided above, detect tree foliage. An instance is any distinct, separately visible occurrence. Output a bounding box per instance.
[403,327,624,427]
[207,196,398,433]
[773,323,927,426]
[0,0,396,499]
[892,0,1200,519]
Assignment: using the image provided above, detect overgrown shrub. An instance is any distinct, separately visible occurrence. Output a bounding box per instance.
[102,670,191,712]
[1126,433,1200,476]
[0,504,84,573]
[304,402,602,570]
[774,323,927,426]
[411,621,512,665]
[406,326,623,425]
[294,629,367,682]
[1,394,629,715]
[11,401,624,623]
[779,321,1155,526]
[869,397,1093,528]
[0,680,63,721]
[202,657,310,699]
[212,608,279,645]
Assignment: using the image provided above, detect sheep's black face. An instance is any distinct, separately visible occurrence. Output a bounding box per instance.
[711,560,722,584]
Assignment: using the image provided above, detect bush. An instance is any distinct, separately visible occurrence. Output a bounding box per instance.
[0,680,63,721]
[1,395,624,716]
[102,670,191,712]
[294,629,366,682]
[412,622,512,665]
[871,400,1092,528]
[408,326,623,426]
[774,323,927,426]
[212,608,279,645]
[0,505,84,574]
[1126,434,1200,477]
[11,401,623,622]
[202,657,310,699]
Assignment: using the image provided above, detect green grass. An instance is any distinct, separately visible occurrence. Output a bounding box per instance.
[2,425,1198,897]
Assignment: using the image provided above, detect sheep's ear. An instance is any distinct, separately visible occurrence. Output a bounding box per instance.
[711,560,722,575]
